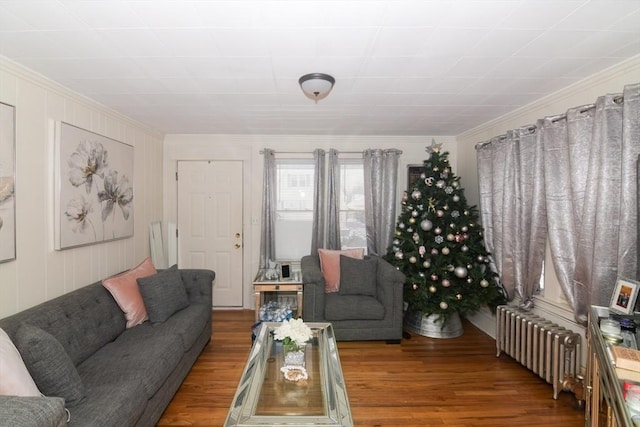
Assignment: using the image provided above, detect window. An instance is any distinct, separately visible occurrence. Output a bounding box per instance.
[273,158,366,259]
[275,160,314,259]
[338,161,365,250]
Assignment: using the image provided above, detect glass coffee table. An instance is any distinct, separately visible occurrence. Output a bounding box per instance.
[224,322,353,426]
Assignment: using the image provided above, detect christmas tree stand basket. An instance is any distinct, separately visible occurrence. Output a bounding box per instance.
[405,311,463,339]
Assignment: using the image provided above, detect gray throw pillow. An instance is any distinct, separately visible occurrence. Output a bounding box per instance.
[339,255,378,296]
[15,324,86,407]
[137,265,189,323]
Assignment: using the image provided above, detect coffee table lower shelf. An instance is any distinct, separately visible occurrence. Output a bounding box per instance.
[224,322,353,427]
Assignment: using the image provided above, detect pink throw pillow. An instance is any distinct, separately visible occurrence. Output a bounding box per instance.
[318,248,365,293]
[102,257,157,328]
[0,328,41,397]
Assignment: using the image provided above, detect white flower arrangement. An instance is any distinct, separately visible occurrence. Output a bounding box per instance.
[273,318,312,347]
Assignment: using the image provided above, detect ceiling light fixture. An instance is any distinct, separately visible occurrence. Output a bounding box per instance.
[298,73,335,103]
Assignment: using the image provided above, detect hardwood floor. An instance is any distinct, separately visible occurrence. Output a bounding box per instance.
[157,310,585,426]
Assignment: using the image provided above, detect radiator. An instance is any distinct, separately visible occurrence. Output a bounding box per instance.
[496,305,581,399]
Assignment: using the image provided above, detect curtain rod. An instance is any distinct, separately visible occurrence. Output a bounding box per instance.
[259,150,362,155]
[259,149,403,155]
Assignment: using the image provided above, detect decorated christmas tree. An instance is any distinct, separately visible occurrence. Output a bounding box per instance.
[385,140,505,325]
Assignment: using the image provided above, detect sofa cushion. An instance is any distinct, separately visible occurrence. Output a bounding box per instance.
[67,382,147,427]
[154,303,211,351]
[339,255,377,296]
[0,396,67,427]
[102,257,156,328]
[0,328,41,397]
[324,294,385,321]
[318,248,364,293]
[137,266,189,323]
[15,324,86,407]
[77,325,183,398]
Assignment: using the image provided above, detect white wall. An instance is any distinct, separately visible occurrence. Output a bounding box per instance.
[163,135,456,309]
[456,55,640,339]
[0,59,164,319]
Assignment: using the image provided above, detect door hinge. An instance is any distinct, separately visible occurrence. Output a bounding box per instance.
[175,229,179,238]
[175,172,178,181]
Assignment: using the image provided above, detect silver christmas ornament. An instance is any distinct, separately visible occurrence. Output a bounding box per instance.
[454,266,468,278]
[420,219,433,231]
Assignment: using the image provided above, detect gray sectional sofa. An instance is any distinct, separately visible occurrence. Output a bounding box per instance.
[0,268,215,427]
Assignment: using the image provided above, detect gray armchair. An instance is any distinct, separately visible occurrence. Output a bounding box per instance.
[301,254,406,341]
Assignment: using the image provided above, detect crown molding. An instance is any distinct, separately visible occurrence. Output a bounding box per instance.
[457,55,640,144]
[0,56,164,140]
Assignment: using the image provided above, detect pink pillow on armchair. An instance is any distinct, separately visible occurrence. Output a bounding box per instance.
[102,257,157,328]
[318,248,365,293]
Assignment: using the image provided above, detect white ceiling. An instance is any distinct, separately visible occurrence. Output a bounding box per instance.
[1,0,639,136]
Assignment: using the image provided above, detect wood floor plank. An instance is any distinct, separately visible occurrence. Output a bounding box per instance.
[157,310,585,426]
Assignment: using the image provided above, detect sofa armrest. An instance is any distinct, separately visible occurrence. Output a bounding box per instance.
[180,269,215,306]
[0,395,67,427]
[376,257,406,323]
[301,255,326,322]
[376,257,406,287]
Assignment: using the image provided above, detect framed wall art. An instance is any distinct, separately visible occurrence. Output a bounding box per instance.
[407,164,426,189]
[609,277,640,315]
[0,102,16,262]
[54,122,134,250]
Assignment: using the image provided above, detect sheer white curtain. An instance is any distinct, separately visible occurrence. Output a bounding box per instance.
[310,149,326,254]
[259,149,276,268]
[477,82,640,324]
[363,149,402,256]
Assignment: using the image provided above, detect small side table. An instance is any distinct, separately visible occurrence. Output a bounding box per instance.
[252,269,303,322]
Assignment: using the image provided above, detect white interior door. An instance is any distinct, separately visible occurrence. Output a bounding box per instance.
[177,160,243,307]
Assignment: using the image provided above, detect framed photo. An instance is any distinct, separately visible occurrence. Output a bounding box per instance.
[609,277,640,315]
[54,122,134,250]
[407,165,426,189]
[0,102,16,263]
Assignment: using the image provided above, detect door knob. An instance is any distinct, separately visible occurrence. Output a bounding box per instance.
[235,243,241,248]
[235,233,241,238]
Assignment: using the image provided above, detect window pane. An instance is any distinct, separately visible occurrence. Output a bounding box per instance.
[339,162,366,250]
[276,161,314,259]
[277,162,314,212]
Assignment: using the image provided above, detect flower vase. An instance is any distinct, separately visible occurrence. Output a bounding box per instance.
[283,341,306,367]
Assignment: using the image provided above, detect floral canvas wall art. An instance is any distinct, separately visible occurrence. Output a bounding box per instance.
[55,122,134,250]
[0,102,15,262]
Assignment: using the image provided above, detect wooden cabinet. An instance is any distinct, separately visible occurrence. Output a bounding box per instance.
[586,305,635,427]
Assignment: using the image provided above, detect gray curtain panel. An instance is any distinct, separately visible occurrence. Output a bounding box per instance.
[570,84,640,323]
[326,149,341,250]
[311,149,326,254]
[478,82,640,324]
[476,127,546,304]
[259,148,276,269]
[363,148,401,256]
